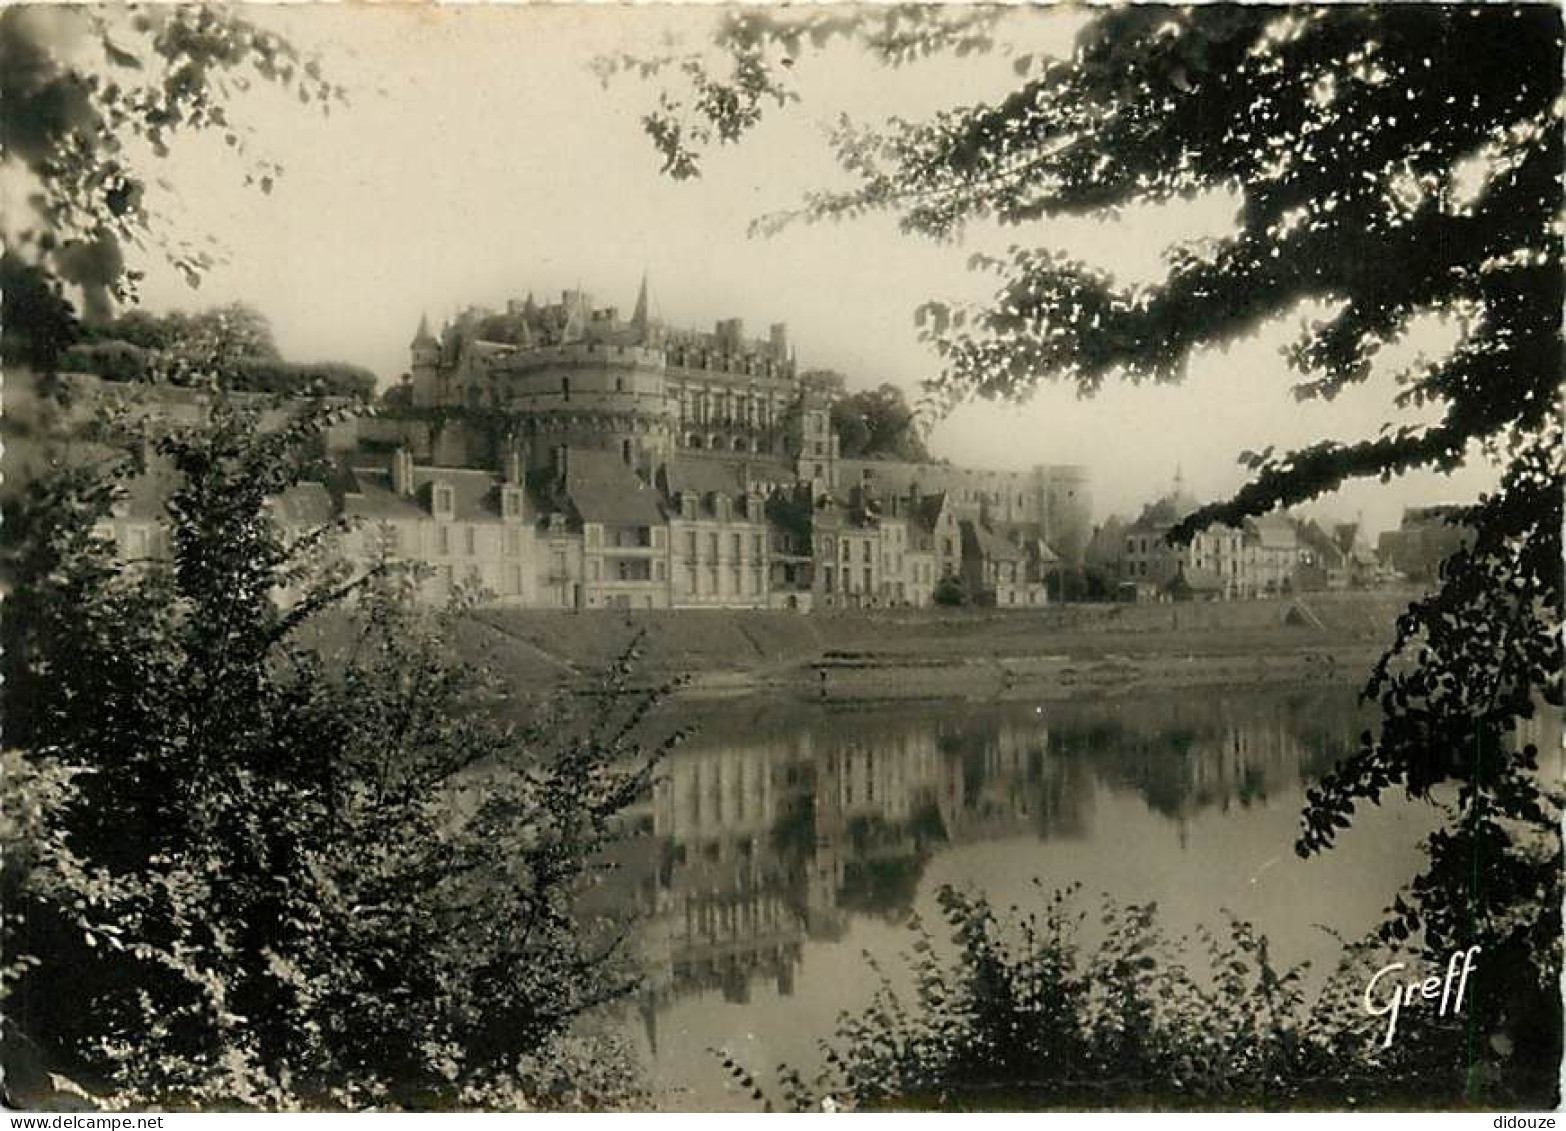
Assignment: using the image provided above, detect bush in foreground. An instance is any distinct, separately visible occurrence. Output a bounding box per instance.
[3,393,667,1109]
[724,884,1553,1111]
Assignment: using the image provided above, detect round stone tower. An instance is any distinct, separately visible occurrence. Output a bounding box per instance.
[1032,464,1094,565]
[494,341,673,479]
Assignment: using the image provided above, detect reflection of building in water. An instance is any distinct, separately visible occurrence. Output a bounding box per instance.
[811,731,949,922]
[933,718,1096,844]
[619,692,1360,1016]
[1043,694,1354,846]
[636,740,803,1017]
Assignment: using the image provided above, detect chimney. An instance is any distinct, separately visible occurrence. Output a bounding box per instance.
[554,445,571,489]
[503,439,523,486]
[392,447,415,497]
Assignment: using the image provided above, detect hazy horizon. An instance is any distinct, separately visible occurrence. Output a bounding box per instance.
[103,4,1500,534]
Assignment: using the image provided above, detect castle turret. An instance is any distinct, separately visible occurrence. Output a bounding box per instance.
[410,313,441,407]
[631,272,652,341]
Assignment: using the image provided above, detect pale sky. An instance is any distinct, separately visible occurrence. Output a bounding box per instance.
[118,2,1499,534]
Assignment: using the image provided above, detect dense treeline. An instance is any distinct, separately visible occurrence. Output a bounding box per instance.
[60,338,378,400]
[61,304,378,400]
[0,258,376,400]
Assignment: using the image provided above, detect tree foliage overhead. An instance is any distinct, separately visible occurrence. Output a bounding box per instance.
[1,4,341,317]
[629,6,1560,460]
[622,3,1564,1099]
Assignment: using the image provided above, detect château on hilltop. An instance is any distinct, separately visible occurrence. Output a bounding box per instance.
[105,279,1095,612]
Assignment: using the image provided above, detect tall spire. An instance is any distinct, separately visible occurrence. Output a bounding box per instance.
[631,270,651,341]
[410,312,435,349]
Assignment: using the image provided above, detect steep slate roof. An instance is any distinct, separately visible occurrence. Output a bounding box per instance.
[411,313,436,349]
[992,520,1061,564]
[343,468,429,521]
[665,456,760,499]
[1329,521,1379,566]
[560,449,665,527]
[960,519,1024,561]
[412,466,507,522]
[1296,518,1345,564]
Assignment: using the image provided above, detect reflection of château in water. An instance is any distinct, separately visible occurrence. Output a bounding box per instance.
[615,691,1362,1019]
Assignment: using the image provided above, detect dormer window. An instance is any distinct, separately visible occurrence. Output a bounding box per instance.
[432,484,455,520]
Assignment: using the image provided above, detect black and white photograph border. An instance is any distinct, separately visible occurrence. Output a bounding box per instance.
[0,0,1561,1117]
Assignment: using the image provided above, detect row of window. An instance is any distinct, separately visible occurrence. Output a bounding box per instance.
[362,524,525,558]
[1125,534,1244,555]
[585,525,659,549]
[821,565,880,594]
[588,558,665,583]
[676,530,766,561]
[666,349,788,378]
[681,564,767,598]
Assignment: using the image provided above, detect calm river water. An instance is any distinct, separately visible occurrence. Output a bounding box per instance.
[593,685,1547,1109]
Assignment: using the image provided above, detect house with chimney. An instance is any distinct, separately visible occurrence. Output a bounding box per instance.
[333,445,535,604]
[542,447,668,610]
[661,456,772,609]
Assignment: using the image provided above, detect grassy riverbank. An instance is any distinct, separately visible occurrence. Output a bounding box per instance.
[463,589,1418,703]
